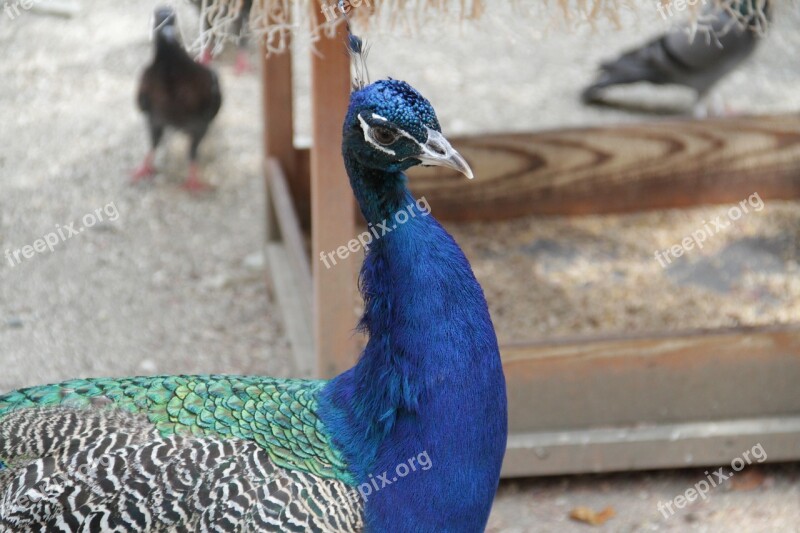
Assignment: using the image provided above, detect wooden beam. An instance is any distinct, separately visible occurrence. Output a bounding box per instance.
[504,416,800,477]
[500,326,800,476]
[292,114,800,222]
[309,7,358,378]
[261,35,308,234]
[403,114,800,221]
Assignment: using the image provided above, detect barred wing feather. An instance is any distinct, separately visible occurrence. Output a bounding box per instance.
[0,408,363,532]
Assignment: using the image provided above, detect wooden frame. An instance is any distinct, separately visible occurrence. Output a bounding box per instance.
[502,326,800,475]
[261,19,800,477]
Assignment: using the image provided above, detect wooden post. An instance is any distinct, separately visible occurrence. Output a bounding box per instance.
[261,38,301,238]
[310,8,358,378]
[262,33,315,375]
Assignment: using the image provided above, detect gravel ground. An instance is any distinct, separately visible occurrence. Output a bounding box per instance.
[453,202,800,344]
[488,463,800,532]
[1,1,799,531]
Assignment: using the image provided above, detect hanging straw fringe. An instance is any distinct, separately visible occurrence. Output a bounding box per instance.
[182,0,773,55]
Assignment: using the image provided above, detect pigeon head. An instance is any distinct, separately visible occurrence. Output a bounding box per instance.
[153,6,178,42]
[343,79,472,179]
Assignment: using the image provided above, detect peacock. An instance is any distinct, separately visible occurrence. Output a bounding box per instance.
[0,30,508,533]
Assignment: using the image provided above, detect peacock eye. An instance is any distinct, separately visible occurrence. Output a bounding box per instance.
[372,127,398,146]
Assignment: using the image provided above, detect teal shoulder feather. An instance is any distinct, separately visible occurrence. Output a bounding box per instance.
[0,375,354,484]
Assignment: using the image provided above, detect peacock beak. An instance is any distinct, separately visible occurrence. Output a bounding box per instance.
[416,128,474,180]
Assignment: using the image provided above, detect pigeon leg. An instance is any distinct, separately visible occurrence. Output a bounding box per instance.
[182,162,213,192]
[132,151,157,182]
[181,130,214,192]
[233,25,252,75]
[694,92,729,118]
[233,48,253,76]
[709,93,735,117]
[198,10,214,65]
[131,124,163,182]
[199,45,213,66]
[231,4,252,76]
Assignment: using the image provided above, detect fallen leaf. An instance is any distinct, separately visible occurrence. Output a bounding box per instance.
[731,468,766,491]
[569,506,616,526]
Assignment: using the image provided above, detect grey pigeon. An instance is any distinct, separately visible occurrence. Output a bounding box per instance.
[582,2,770,111]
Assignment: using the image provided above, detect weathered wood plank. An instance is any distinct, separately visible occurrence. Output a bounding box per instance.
[503,416,800,477]
[500,326,800,476]
[404,115,800,221]
[503,326,800,431]
[265,243,315,377]
[264,158,314,375]
[309,8,358,378]
[265,158,312,309]
[293,115,800,221]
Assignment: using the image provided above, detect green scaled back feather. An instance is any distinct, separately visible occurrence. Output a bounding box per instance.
[0,375,354,485]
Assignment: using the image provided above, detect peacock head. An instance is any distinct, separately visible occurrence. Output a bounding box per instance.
[343,79,473,180]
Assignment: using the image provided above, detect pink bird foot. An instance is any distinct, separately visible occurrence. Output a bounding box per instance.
[131,153,157,183]
[234,51,253,76]
[199,48,213,66]
[181,164,215,193]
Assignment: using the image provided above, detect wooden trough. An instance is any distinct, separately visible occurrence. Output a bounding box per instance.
[260,9,800,477]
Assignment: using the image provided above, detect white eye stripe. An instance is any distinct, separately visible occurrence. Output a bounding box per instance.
[358,114,396,155]
[367,136,396,155]
[394,128,417,142]
[358,114,430,156]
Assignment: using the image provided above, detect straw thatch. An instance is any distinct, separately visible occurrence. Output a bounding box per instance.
[188,0,773,55]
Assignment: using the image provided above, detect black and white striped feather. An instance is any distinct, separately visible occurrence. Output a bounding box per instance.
[0,408,363,532]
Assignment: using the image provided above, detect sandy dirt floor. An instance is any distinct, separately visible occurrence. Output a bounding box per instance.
[1,1,799,531]
[454,202,800,344]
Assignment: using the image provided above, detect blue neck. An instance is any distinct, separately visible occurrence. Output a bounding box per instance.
[320,158,508,532]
